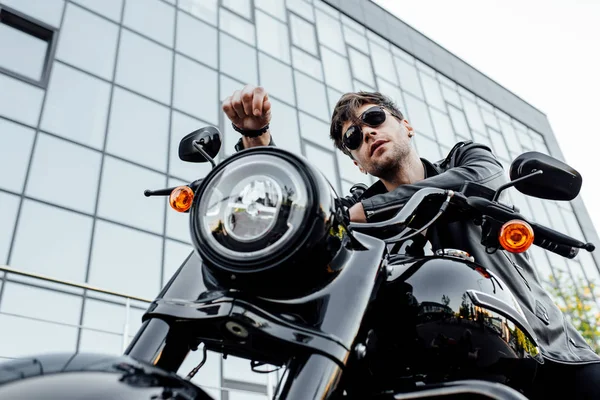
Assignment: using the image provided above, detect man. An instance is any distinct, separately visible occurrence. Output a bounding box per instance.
[222,84,600,399]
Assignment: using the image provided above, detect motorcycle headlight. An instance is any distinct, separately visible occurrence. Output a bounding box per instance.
[191,152,314,272]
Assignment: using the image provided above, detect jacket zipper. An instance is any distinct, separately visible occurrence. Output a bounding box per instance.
[365,203,403,218]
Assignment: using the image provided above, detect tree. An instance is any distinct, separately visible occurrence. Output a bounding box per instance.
[548,272,600,354]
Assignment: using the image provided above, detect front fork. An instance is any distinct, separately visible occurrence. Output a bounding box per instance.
[126,318,347,400]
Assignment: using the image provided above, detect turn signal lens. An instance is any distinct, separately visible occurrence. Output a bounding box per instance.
[499,219,534,253]
[169,186,194,212]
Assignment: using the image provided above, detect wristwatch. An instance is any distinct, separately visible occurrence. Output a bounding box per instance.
[231,122,270,138]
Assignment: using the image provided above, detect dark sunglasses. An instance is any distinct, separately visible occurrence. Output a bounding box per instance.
[342,106,398,151]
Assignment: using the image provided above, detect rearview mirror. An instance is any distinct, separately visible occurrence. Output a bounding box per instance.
[178,126,222,163]
[509,151,582,201]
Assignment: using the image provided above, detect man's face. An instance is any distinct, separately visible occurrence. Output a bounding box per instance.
[340,103,414,178]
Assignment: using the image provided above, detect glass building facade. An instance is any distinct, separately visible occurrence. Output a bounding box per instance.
[0,0,598,398]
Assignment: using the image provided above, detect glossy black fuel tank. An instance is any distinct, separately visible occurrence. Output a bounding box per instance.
[365,254,543,390]
[0,352,214,400]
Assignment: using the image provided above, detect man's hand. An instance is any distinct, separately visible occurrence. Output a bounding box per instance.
[349,202,367,223]
[222,85,272,148]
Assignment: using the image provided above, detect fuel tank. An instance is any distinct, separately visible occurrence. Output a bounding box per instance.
[0,352,214,400]
[366,253,543,390]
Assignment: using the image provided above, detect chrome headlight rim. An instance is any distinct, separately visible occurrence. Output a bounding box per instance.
[189,148,318,273]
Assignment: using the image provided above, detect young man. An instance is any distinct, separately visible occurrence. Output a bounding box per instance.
[222,84,600,399]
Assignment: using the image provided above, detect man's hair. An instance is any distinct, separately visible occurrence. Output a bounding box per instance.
[329,91,404,155]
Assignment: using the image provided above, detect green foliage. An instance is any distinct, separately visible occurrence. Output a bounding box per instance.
[548,272,600,354]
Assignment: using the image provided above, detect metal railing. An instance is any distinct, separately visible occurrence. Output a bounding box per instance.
[0,265,276,399]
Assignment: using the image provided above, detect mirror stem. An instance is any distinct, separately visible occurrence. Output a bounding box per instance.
[193,140,216,168]
[492,170,544,202]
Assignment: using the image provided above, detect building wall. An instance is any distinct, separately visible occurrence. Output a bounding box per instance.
[0,0,598,398]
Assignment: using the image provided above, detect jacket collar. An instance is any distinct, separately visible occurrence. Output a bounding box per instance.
[360,158,440,199]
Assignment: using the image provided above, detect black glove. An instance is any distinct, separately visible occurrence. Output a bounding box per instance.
[339,183,368,209]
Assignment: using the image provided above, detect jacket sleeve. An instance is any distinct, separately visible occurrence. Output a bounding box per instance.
[361,143,505,221]
[234,135,276,152]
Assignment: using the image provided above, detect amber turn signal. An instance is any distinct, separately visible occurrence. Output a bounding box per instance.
[499,219,534,253]
[169,186,194,212]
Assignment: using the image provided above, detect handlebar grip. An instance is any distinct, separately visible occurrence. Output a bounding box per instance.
[533,237,579,259]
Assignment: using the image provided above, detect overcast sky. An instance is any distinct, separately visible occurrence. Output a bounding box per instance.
[373,0,600,234]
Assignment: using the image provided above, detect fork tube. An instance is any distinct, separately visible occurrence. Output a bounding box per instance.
[274,353,344,400]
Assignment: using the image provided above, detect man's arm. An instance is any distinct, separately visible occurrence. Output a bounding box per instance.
[356,143,505,222]
[222,84,274,151]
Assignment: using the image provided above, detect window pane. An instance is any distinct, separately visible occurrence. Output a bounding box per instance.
[163,239,193,286]
[224,356,268,385]
[176,11,217,68]
[289,14,318,56]
[376,78,405,113]
[79,330,122,355]
[98,156,166,233]
[327,87,343,116]
[0,0,64,27]
[0,315,77,359]
[116,30,173,104]
[419,72,445,111]
[461,97,486,133]
[441,85,461,108]
[178,0,217,26]
[0,118,34,192]
[343,25,368,51]
[429,108,456,148]
[220,7,255,46]
[220,33,258,85]
[286,0,314,22]
[222,0,252,19]
[370,42,397,85]
[56,4,119,80]
[11,199,93,283]
[404,94,435,139]
[26,133,102,214]
[255,0,286,21]
[88,220,162,300]
[169,111,213,181]
[353,79,375,93]
[268,98,301,154]
[1,282,82,325]
[321,46,352,93]
[392,45,414,64]
[448,105,471,139]
[0,22,47,81]
[259,53,295,105]
[173,55,218,124]
[348,47,374,87]
[395,57,423,99]
[298,111,329,144]
[165,177,191,243]
[414,134,442,162]
[480,107,499,130]
[72,0,123,22]
[487,127,510,161]
[315,9,345,55]
[0,75,44,126]
[0,192,19,264]
[107,88,169,171]
[256,10,290,64]
[497,119,522,153]
[291,47,322,81]
[305,143,339,193]
[124,0,175,47]
[560,209,586,241]
[41,63,111,149]
[294,71,328,121]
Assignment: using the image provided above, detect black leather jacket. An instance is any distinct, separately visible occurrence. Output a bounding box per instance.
[235,136,600,364]
[357,140,600,364]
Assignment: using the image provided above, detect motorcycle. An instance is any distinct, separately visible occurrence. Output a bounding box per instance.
[0,126,596,399]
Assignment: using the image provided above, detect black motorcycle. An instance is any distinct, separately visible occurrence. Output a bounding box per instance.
[0,127,595,400]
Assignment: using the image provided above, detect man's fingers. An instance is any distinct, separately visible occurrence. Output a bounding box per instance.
[251,87,266,117]
[230,90,245,119]
[222,96,239,123]
[241,85,255,116]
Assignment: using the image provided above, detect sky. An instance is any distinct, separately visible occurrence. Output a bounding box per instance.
[373,0,600,234]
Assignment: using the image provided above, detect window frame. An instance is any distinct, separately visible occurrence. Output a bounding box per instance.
[0,6,57,88]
